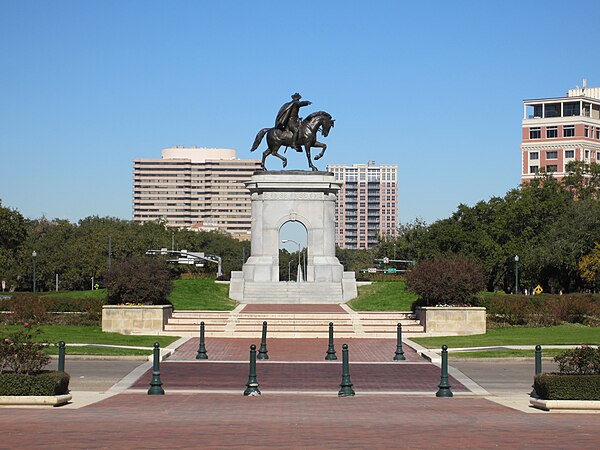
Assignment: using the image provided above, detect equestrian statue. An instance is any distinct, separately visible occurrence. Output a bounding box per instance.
[250,93,335,171]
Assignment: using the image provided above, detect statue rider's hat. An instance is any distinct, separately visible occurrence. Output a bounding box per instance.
[291,93,301,100]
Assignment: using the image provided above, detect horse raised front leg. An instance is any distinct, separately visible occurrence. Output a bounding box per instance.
[313,141,327,161]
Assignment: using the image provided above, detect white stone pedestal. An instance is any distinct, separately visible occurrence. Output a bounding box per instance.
[230,171,357,303]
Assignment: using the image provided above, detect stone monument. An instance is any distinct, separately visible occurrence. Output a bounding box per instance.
[229,94,357,303]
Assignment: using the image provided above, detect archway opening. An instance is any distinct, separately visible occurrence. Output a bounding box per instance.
[279,221,308,282]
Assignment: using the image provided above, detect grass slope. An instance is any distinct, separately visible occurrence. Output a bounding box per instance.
[348,281,418,311]
[168,279,237,310]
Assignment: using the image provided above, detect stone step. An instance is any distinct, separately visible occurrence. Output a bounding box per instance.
[159,330,426,338]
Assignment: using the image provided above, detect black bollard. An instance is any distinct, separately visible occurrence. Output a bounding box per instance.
[244,344,261,396]
[148,342,165,395]
[338,343,355,397]
[195,321,208,360]
[530,344,542,397]
[325,322,337,360]
[393,323,406,361]
[257,321,269,360]
[58,341,66,372]
[436,344,453,398]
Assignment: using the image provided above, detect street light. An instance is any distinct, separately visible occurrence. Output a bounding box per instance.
[282,239,303,282]
[32,251,37,293]
[514,255,519,295]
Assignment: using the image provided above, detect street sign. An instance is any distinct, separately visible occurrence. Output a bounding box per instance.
[534,285,543,295]
[368,268,377,274]
[1,280,5,291]
[386,268,397,274]
[383,257,390,264]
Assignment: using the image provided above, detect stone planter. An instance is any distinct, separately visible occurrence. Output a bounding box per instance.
[0,394,71,408]
[530,398,600,411]
[415,306,486,335]
[102,304,173,335]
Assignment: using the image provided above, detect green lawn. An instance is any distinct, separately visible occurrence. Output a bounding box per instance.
[0,325,178,347]
[412,325,600,349]
[348,281,418,311]
[168,278,237,310]
[449,349,566,359]
[44,346,152,357]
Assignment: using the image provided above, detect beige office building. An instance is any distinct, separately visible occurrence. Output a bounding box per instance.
[133,147,261,239]
[327,161,398,249]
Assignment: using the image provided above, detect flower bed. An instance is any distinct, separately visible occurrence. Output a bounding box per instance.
[530,345,600,411]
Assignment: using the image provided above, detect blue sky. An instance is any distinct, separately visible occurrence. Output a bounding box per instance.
[1,0,598,227]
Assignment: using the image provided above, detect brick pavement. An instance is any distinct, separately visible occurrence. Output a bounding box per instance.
[168,337,422,362]
[1,393,599,449]
[133,361,468,393]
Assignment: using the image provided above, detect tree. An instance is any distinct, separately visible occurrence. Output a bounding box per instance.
[0,200,27,290]
[106,256,172,305]
[405,256,485,306]
[579,243,600,290]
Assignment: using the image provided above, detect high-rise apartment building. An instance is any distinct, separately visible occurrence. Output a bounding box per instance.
[327,161,398,249]
[521,83,600,183]
[133,147,261,239]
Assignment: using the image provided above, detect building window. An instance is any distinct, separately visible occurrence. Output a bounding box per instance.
[529,127,541,139]
[546,164,558,172]
[563,102,580,116]
[563,125,575,137]
[565,150,574,158]
[596,128,600,139]
[530,165,539,174]
[546,127,558,138]
[597,152,600,160]
[585,150,590,159]
[546,151,558,159]
[529,152,539,160]
[584,126,589,137]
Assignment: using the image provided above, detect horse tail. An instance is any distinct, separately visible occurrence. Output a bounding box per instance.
[250,128,270,152]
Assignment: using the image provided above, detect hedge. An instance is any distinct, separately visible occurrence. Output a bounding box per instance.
[534,373,600,400]
[0,371,70,396]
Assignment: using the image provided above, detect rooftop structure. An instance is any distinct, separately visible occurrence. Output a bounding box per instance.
[521,82,600,183]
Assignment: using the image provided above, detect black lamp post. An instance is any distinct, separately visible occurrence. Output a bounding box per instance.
[514,255,519,295]
[32,250,37,293]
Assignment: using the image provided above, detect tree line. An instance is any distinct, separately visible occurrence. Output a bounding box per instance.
[2,161,600,293]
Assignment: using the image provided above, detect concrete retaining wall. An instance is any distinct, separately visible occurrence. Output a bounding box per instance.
[415,306,486,335]
[102,305,173,335]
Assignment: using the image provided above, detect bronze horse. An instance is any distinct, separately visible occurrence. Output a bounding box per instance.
[250,111,334,171]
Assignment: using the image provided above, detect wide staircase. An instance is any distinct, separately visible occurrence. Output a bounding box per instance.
[242,282,343,303]
[162,306,424,338]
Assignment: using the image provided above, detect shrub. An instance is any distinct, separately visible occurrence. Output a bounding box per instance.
[0,323,50,374]
[0,295,103,326]
[405,256,485,306]
[534,373,600,400]
[106,255,173,305]
[478,294,600,327]
[554,345,600,375]
[0,371,70,396]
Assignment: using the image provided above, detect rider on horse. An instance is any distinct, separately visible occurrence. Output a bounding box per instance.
[275,93,311,152]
